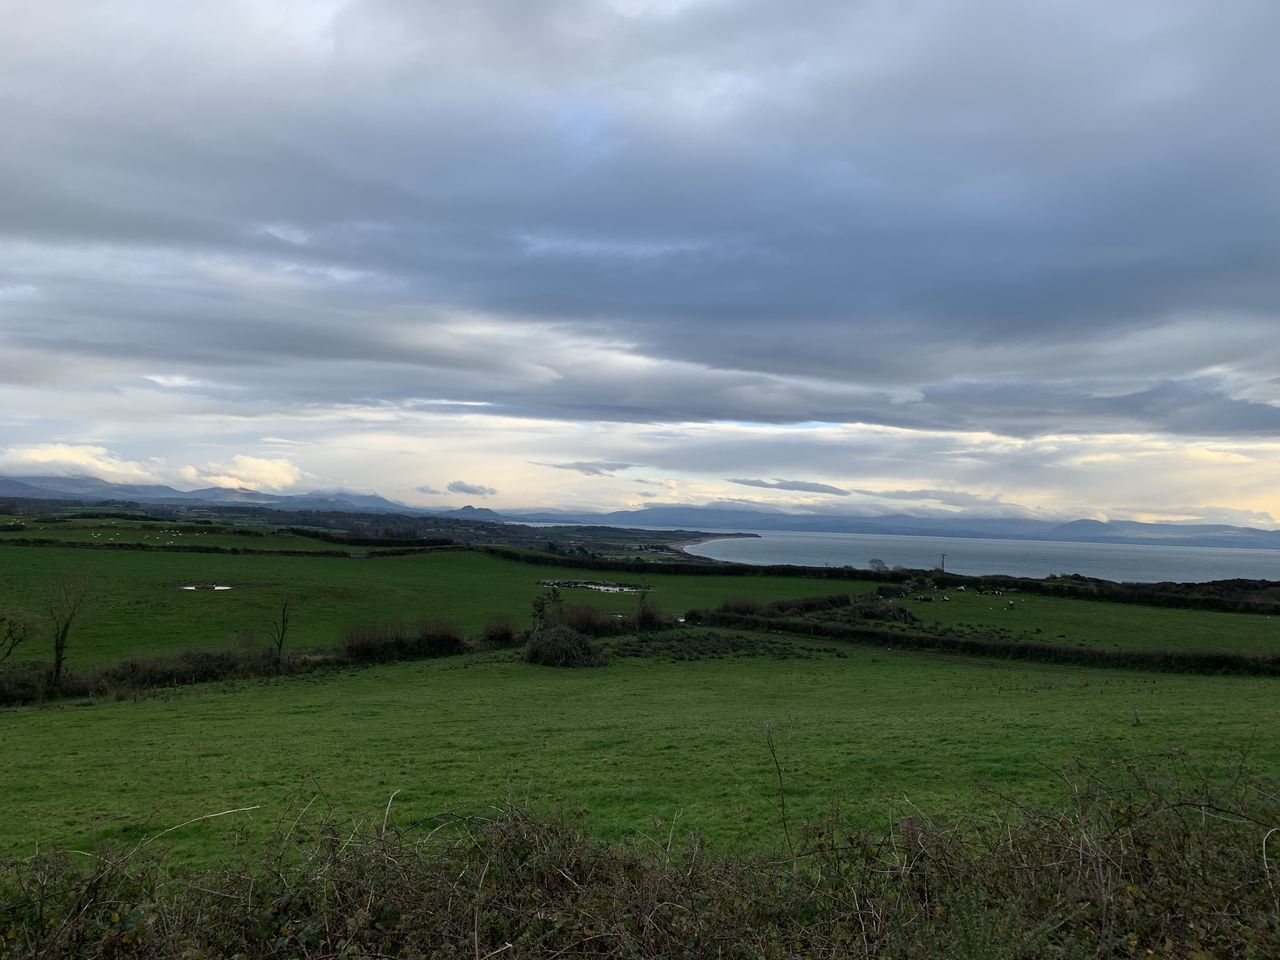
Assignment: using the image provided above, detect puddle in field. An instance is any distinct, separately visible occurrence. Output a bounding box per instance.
[179,584,234,591]
[540,579,645,593]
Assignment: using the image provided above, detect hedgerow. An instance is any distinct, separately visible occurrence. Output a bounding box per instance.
[1,755,1275,958]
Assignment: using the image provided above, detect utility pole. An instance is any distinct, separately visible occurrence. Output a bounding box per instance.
[939,553,947,573]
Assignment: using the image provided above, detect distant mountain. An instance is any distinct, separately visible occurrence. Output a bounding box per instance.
[435,505,507,521]
[0,475,421,514]
[5,476,1279,550]
[503,506,1280,550]
[0,477,73,499]
[1044,519,1280,549]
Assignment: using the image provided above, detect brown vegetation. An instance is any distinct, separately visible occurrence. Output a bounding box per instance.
[1,755,1275,957]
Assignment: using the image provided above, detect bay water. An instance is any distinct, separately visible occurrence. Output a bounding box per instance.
[682,530,1280,583]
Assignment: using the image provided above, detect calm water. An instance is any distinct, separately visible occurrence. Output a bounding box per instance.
[683,530,1280,583]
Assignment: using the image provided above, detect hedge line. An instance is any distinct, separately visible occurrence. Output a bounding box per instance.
[482,545,1280,616]
[3,756,1277,958]
[0,540,454,559]
[687,610,1280,676]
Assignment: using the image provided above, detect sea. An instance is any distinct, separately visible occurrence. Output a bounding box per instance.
[680,530,1280,583]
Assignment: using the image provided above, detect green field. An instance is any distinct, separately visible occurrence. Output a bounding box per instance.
[5,540,1280,868]
[855,589,1280,655]
[0,516,362,552]
[6,636,1277,862]
[0,545,875,664]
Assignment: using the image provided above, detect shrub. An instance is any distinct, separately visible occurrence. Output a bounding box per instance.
[718,597,761,615]
[480,614,523,648]
[87,648,278,690]
[761,594,851,616]
[548,601,618,637]
[414,618,468,657]
[0,661,50,705]
[524,626,605,668]
[342,621,415,662]
[634,597,669,630]
[4,756,1279,958]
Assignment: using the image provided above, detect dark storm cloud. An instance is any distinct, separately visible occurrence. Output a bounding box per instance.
[2,0,1278,443]
[729,478,851,496]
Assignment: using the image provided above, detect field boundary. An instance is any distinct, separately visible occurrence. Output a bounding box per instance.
[482,545,1280,616]
[689,610,1280,676]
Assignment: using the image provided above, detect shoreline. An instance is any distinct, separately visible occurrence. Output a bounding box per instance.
[670,532,755,554]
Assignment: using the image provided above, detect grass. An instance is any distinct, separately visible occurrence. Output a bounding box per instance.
[5,634,1279,862]
[0,545,877,664]
[842,588,1280,655]
[0,517,359,552]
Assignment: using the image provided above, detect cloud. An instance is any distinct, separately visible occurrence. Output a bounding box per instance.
[2,1,1280,522]
[0,443,159,484]
[415,484,443,494]
[447,479,498,496]
[181,455,302,491]
[848,488,1018,510]
[534,460,635,476]
[728,478,851,496]
[143,374,216,390]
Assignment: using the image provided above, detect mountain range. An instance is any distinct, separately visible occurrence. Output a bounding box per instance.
[501,508,1280,550]
[0,475,424,514]
[3,475,1279,550]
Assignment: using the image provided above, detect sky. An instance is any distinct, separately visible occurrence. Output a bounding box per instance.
[2,0,1278,525]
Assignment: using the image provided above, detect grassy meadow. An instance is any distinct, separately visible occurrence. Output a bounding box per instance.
[6,636,1278,862]
[4,526,1280,870]
[0,542,874,664]
[838,588,1280,655]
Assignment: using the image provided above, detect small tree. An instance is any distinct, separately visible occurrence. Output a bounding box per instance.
[44,574,92,685]
[267,598,291,669]
[635,586,665,630]
[868,558,889,574]
[1,607,36,663]
[530,585,562,634]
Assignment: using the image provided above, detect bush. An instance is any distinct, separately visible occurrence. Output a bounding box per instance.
[0,661,51,705]
[761,594,851,616]
[634,597,669,630]
[342,621,415,662]
[524,626,606,668]
[548,601,619,637]
[4,756,1279,958]
[480,614,523,648]
[718,597,762,615]
[415,618,468,657]
[87,648,278,691]
[343,619,466,661]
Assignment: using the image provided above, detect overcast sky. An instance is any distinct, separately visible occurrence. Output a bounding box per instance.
[2,0,1278,524]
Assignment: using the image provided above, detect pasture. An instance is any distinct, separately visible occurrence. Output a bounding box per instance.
[0,543,876,664]
[6,634,1279,862]
[839,588,1280,656]
[4,537,1280,868]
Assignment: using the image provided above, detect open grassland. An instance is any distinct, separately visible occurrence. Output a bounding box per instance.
[821,587,1280,656]
[0,545,877,664]
[6,542,1280,670]
[4,636,1279,862]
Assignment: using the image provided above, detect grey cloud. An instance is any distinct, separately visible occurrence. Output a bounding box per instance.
[447,480,498,496]
[534,460,635,476]
[415,484,442,494]
[729,478,851,496]
[849,488,1017,510]
[3,0,1280,523]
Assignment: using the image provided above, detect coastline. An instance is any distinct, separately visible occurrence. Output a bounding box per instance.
[670,532,757,553]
